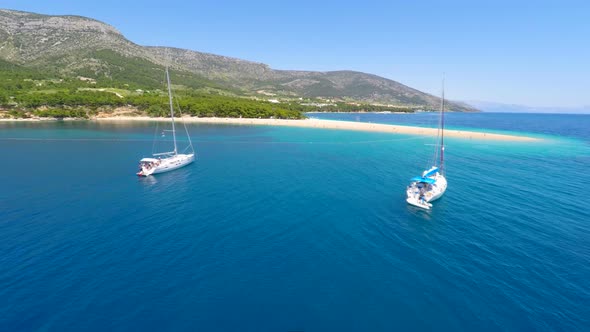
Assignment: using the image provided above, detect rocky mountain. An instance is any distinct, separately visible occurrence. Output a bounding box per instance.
[0,9,477,111]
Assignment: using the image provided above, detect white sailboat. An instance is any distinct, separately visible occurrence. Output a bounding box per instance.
[406,80,447,209]
[137,67,195,176]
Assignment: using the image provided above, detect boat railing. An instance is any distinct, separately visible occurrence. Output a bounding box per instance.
[153,151,175,157]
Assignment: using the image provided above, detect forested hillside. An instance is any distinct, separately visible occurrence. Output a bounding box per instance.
[0,8,477,119]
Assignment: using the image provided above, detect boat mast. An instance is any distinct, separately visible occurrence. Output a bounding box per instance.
[440,77,445,173]
[166,66,178,155]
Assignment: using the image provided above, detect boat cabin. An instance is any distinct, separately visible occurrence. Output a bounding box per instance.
[139,157,161,170]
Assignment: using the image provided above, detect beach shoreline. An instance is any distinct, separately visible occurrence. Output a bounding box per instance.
[0,116,540,141]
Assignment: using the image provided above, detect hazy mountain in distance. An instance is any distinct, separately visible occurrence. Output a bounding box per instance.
[465,101,590,114]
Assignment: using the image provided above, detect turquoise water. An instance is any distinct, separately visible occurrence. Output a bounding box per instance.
[1,114,589,331]
[308,111,590,140]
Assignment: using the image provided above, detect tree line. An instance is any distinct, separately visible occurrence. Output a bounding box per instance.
[1,89,305,119]
[0,59,422,119]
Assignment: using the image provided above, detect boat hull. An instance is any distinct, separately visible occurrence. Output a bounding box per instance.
[405,80,447,209]
[137,154,194,176]
[406,197,432,209]
[406,174,447,208]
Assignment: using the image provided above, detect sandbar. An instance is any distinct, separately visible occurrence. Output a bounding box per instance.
[91,116,539,141]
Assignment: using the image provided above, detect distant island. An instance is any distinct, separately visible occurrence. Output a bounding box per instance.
[0,9,477,120]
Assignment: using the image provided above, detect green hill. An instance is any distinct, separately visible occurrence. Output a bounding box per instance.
[0,8,477,119]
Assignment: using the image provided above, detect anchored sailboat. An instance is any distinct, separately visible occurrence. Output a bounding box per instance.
[137,67,195,176]
[406,79,448,209]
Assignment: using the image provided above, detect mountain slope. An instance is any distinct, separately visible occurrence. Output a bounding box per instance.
[0,8,477,112]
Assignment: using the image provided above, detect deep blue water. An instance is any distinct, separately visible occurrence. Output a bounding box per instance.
[1,114,589,331]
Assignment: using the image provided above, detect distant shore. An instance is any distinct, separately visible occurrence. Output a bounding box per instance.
[98,116,538,141]
[0,116,539,141]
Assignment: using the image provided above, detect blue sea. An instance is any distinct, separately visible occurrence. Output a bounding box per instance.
[1,113,589,331]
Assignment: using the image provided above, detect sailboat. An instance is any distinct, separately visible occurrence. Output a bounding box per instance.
[137,67,195,176]
[406,79,448,209]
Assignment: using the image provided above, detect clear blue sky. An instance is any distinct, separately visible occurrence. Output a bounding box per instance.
[3,0,589,107]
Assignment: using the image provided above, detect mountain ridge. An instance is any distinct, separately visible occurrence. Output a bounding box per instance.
[0,8,477,112]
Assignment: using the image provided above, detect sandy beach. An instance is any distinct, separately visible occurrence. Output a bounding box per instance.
[0,116,539,141]
[88,116,539,141]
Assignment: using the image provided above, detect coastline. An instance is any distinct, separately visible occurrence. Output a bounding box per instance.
[97,116,538,141]
[0,116,539,141]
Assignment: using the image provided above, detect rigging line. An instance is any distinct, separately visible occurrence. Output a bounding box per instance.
[427,120,437,168]
[430,77,444,169]
[152,120,159,156]
[174,95,195,154]
[440,75,446,174]
[165,67,177,154]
